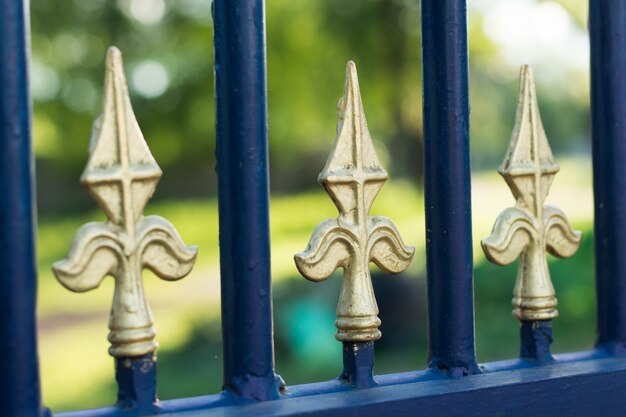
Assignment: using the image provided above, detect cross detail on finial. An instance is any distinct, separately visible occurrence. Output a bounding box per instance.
[53,47,198,357]
[295,62,415,342]
[481,65,581,321]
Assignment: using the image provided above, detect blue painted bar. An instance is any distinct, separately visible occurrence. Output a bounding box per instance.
[340,341,376,388]
[420,0,479,374]
[0,1,46,416]
[519,320,554,363]
[589,1,626,354]
[114,354,158,414]
[212,0,282,401]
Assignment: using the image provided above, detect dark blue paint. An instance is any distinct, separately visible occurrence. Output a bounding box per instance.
[55,394,233,417]
[420,0,479,375]
[57,356,622,417]
[339,341,376,388]
[519,320,554,363]
[202,356,626,417]
[0,1,46,416]
[114,354,158,415]
[55,352,626,416]
[482,348,613,373]
[212,0,283,401]
[589,0,626,354]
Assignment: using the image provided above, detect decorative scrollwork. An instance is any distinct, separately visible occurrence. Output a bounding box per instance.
[53,47,198,357]
[481,65,581,321]
[295,62,414,342]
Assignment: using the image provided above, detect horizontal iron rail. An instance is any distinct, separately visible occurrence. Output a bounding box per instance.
[55,352,626,417]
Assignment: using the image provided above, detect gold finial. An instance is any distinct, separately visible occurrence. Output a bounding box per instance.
[481,65,581,321]
[53,47,198,357]
[294,62,415,342]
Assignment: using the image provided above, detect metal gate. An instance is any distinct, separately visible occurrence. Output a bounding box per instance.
[2,0,626,416]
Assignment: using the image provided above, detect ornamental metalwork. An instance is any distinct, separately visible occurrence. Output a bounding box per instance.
[53,47,198,357]
[295,62,415,342]
[481,65,581,321]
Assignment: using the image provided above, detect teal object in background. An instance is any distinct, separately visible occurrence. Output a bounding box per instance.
[285,300,339,367]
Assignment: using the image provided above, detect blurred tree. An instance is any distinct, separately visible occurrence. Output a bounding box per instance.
[29,0,590,214]
[31,0,215,213]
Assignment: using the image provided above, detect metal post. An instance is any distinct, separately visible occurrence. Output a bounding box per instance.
[0,0,46,415]
[115,354,158,412]
[420,0,479,375]
[519,320,554,363]
[213,0,282,401]
[340,342,376,388]
[589,1,626,353]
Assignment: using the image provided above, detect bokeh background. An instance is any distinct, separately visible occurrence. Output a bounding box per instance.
[30,0,594,412]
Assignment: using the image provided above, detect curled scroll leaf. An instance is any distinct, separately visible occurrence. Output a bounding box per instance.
[52,222,123,292]
[544,205,581,258]
[139,216,198,280]
[294,219,355,282]
[368,216,415,274]
[482,207,535,266]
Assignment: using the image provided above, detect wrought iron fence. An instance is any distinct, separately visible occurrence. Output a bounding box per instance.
[2,0,626,416]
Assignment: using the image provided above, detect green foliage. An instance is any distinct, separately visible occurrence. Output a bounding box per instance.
[30,0,589,213]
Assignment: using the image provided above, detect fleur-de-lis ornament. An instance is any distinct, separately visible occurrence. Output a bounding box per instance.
[53,47,198,357]
[295,62,415,342]
[482,65,581,321]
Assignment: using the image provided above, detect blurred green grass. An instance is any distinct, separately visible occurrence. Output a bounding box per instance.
[38,157,595,412]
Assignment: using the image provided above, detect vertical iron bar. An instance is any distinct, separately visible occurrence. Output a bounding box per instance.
[589,1,626,353]
[340,341,376,388]
[114,354,158,413]
[213,0,282,401]
[420,0,479,375]
[0,0,46,415]
[519,320,554,363]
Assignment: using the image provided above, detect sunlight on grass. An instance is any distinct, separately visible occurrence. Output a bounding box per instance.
[38,156,594,411]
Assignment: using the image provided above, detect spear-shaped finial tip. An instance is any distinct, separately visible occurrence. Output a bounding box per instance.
[107,45,122,58]
[104,46,128,91]
[337,61,362,121]
[106,46,123,68]
[344,61,359,90]
[519,64,535,99]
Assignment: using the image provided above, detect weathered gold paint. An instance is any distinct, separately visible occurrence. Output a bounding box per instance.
[481,65,581,321]
[53,47,198,357]
[295,62,415,342]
